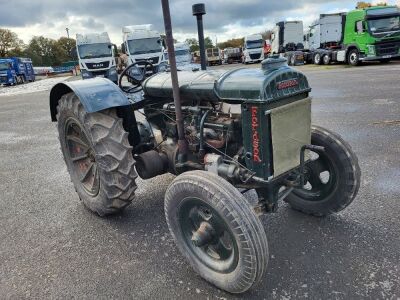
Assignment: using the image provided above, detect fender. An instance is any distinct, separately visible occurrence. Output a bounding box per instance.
[50,77,131,121]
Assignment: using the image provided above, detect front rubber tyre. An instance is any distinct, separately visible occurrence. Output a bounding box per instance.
[165,171,268,294]
[285,126,361,217]
[348,49,360,66]
[57,92,138,216]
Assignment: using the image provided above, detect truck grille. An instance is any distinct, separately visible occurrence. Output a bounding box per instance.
[250,53,261,60]
[375,42,400,56]
[136,56,160,65]
[0,76,8,82]
[85,61,110,70]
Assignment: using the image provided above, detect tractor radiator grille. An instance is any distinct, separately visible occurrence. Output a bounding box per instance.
[270,98,311,177]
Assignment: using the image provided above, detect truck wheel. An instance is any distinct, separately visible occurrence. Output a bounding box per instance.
[313,53,322,65]
[348,49,360,66]
[56,92,137,216]
[285,126,361,217]
[165,171,268,294]
[322,54,331,65]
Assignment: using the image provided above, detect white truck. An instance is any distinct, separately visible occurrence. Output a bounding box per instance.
[76,32,118,83]
[122,24,165,71]
[271,21,304,53]
[270,21,306,65]
[242,34,264,64]
[164,42,200,71]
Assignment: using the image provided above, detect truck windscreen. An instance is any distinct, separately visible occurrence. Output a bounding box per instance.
[246,40,263,49]
[0,62,10,71]
[128,38,161,55]
[77,43,112,59]
[368,15,400,33]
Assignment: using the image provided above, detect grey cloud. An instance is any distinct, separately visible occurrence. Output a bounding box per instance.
[1,0,350,34]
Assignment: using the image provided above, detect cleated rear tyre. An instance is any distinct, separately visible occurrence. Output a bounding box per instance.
[56,92,137,216]
[165,171,268,294]
[285,126,361,217]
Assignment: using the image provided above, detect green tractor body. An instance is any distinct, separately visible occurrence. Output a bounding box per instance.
[49,56,360,293]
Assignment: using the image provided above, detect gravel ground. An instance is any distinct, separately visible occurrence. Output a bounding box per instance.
[0,62,399,299]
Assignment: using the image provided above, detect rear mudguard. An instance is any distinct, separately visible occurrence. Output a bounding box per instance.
[49,77,131,121]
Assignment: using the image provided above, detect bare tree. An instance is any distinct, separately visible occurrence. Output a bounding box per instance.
[0,28,24,57]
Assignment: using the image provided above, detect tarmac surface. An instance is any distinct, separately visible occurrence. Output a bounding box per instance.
[0,62,399,299]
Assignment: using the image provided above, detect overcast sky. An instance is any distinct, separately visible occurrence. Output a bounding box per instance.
[1,0,399,45]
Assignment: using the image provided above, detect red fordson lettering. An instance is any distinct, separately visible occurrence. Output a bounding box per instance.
[251,106,262,163]
[277,79,299,90]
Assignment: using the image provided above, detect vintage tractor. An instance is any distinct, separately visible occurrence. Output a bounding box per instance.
[49,2,360,294]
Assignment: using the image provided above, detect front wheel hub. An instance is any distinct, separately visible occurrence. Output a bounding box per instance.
[191,221,215,247]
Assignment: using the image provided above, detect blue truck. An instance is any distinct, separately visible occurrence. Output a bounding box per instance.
[0,57,35,86]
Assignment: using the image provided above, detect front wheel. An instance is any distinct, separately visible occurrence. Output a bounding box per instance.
[348,49,360,66]
[165,171,268,293]
[285,126,361,216]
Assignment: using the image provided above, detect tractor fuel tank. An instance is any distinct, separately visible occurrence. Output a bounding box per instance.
[142,56,311,104]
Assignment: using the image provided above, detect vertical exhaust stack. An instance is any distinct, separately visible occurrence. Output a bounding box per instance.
[192,3,207,70]
[161,0,188,161]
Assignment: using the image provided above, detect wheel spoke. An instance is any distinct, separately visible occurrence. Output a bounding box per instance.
[80,162,94,183]
[71,153,89,162]
[307,159,326,175]
[189,208,204,230]
[66,134,89,149]
[210,239,232,260]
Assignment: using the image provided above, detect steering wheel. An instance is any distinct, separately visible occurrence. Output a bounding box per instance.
[118,61,154,94]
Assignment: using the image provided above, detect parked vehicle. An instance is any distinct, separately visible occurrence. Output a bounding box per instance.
[270,21,306,65]
[0,57,35,86]
[242,34,264,63]
[303,6,400,65]
[49,55,361,294]
[164,42,200,70]
[263,39,271,58]
[206,47,222,66]
[222,47,242,64]
[121,24,166,72]
[75,32,118,83]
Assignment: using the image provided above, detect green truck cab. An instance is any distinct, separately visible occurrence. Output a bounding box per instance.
[305,6,400,65]
[344,6,400,63]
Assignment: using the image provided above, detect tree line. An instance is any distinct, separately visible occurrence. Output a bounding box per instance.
[0,28,75,66]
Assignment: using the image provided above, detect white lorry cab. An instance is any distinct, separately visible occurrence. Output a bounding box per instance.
[164,42,200,71]
[122,24,166,71]
[76,32,118,83]
[242,34,264,64]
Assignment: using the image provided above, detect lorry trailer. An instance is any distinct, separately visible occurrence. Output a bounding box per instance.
[303,6,400,65]
[222,47,242,64]
[206,47,222,66]
[76,32,118,83]
[270,21,306,65]
[0,57,35,86]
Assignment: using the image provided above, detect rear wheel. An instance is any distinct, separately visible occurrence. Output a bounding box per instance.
[313,53,322,65]
[165,171,268,293]
[285,126,361,216]
[323,54,331,65]
[57,92,138,216]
